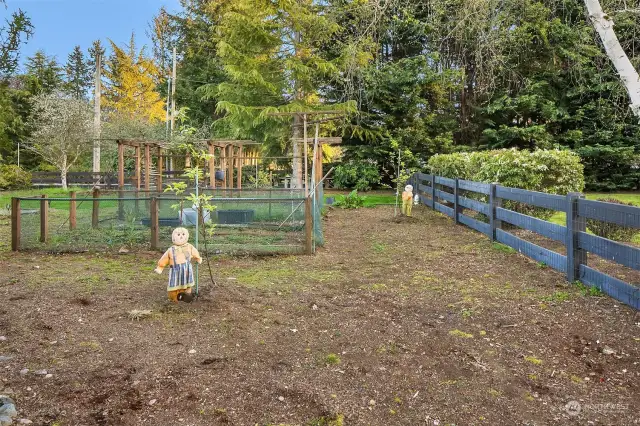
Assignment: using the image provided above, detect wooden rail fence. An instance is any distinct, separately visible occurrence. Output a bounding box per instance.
[412,172,640,310]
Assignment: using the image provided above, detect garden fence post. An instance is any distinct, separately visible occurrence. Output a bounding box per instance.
[305,196,313,255]
[40,194,48,243]
[70,191,77,230]
[489,184,501,242]
[454,178,460,224]
[11,198,20,251]
[92,188,100,229]
[150,196,159,250]
[431,175,436,209]
[566,192,587,283]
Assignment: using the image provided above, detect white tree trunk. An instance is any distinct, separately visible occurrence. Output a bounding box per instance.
[585,0,640,118]
[61,170,68,190]
[61,155,68,190]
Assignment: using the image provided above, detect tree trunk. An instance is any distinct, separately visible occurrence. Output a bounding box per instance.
[585,0,640,118]
[61,155,68,190]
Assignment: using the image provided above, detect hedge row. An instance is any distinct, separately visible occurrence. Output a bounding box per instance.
[428,149,585,195]
[427,149,584,219]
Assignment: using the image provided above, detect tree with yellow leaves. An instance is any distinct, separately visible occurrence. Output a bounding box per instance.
[102,34,166,122]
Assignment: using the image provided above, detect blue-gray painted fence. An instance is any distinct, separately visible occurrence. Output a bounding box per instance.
[410,173,640,310]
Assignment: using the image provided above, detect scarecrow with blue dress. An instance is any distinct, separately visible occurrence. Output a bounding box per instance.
[154,227,202,303]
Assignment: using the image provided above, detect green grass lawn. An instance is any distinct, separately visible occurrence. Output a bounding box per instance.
[325,191,397,207]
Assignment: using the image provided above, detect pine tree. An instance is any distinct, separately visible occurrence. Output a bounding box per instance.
[102,34,166,122]
[64,46,91,99]
[22,50,63,95]
[206,0,357,187]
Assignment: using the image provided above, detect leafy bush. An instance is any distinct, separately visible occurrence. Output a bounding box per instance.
[576,144,640,191]
[0,165,32,190]
[334,190,365,209]
[587,198,638,242]
[333,161,381,191]
[428,149,584,219]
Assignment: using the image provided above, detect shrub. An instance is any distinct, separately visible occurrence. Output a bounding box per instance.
[333,161,380,191]
[0,165,32,190]
[576,144,640,192]
[334,190,365,209]
[428,149,584,219]
[587,198,638,242]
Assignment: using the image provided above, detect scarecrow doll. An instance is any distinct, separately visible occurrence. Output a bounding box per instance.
[402,184,414,216]
[154,227,202,302]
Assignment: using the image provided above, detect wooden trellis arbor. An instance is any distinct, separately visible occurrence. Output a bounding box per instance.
[116,139,261,191]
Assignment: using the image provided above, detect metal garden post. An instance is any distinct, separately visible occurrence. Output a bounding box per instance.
[566,192,587,283]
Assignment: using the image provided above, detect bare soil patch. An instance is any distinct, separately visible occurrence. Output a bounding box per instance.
[0,206,638,425]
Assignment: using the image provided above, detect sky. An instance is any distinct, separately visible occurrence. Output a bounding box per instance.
[4,0,182,70]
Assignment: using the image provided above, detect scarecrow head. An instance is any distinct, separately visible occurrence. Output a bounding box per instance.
[172,227,190,246]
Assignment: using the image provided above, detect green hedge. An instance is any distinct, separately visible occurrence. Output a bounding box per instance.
[428,149,584,219]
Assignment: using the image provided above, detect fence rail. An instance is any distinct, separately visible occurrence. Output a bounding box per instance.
[412,173,640,310]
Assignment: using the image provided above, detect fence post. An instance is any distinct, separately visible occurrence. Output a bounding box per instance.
[92,188,100,229]
[454,178,461,224]
[431,175,436,209]
[40,194,48,243]
[305,196,313,255]
[566,192,587,282]
[11,198,20,251]
[489,184,501,242]
[150,196,159,250]
[70,191,77,230]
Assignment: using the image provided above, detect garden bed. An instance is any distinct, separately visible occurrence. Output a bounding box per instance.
[0,206,637,425]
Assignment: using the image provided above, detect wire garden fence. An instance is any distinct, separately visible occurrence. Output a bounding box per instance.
[11,188,322,256]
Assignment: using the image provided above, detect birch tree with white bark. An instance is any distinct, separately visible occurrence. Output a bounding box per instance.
[25,92,93,189]
[585,0,640,118]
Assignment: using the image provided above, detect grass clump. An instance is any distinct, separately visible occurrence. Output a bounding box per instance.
[324,353,341,365]
[492,243,516,254]
[449,329,474,339]
[574,281,604,297]
[524,356,542,365]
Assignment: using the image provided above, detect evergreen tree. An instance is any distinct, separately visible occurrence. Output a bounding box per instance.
[64,45,91,99]
[22,50,63,95]
[0,5,33,80]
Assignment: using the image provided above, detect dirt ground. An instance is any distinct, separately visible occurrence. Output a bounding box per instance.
[0,206,639,426]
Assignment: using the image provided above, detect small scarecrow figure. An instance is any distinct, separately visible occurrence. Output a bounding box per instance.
[154,227,202,303]
[402,184,414,216]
